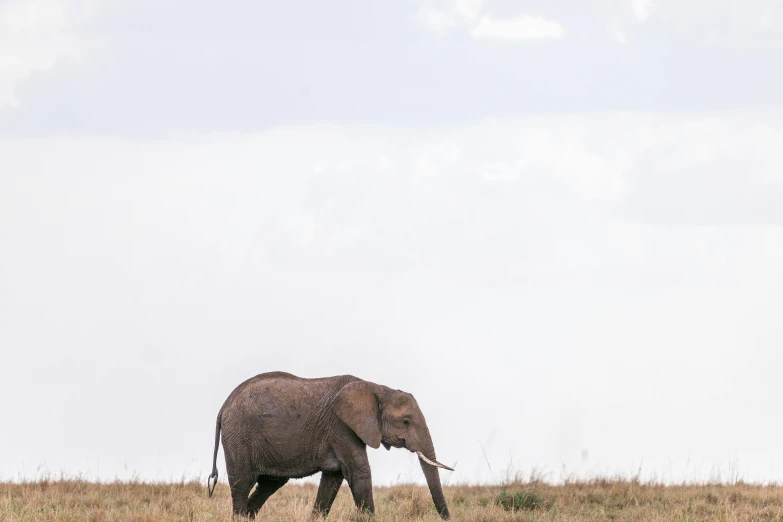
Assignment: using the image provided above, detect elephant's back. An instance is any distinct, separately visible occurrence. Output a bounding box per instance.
[220,373,359,424]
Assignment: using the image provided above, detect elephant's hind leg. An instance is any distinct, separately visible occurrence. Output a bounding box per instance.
[312,471,344,517]
[228,475,255,517]
[247,476,289,518]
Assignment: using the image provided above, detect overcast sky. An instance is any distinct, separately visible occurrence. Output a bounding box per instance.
[1,0,783,488]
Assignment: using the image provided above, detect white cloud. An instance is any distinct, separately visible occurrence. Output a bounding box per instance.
[471,14,565,41]
[603,0,654,45]
[413,154,440,177]
[415,0,482,35]
[415,5,460,35]
[480,160,519,181]
[0,0,73,107]
[554,222,783,293]
[417,0,564,42]
[377,153,395,174]
[607,0,783,45]
[0,0,114,108]
[515,127,630,200]
[631,0,655,21]
[454,0,483,21]
[608,22,628,44]
[0,0,70,33]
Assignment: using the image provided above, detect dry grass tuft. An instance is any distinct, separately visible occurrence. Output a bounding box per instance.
[3,478,783,521]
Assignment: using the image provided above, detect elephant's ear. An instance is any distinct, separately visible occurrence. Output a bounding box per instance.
[332,381,382,449]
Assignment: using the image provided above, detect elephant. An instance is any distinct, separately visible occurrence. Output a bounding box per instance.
[207,371,453,519]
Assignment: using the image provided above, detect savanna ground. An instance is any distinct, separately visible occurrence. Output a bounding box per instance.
[3,478,783,522]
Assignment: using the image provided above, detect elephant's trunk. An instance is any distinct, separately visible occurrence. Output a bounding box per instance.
[417,434,451,520]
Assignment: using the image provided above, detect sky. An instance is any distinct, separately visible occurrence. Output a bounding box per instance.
[1,0,782,488]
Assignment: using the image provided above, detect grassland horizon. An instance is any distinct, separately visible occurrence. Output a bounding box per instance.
[4,474,783,521]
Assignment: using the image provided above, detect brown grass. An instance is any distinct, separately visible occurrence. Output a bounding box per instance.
[3,478,783,521]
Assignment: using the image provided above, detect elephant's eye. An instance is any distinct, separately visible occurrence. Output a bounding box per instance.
[402,418,410,426]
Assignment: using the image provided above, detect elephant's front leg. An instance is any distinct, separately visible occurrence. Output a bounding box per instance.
[347,471,374,514]
[312,471,344,517]
[344,455,375,515]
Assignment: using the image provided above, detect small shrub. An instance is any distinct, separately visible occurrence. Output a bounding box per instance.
[495,489,545,511]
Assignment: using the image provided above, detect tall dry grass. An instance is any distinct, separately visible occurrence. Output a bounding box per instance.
[3,478,783,521]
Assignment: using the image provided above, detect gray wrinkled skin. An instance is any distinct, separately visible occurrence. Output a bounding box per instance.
[209,372,451,519]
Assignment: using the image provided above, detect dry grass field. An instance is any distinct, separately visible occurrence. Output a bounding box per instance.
[3,478,783,521]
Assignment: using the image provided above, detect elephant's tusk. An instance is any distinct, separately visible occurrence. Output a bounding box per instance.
[416,451,455,471]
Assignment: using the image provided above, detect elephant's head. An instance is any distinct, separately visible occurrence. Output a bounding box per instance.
[333,380,453,519]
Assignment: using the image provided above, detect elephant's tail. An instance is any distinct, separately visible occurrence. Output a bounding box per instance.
[207,411,221,498]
